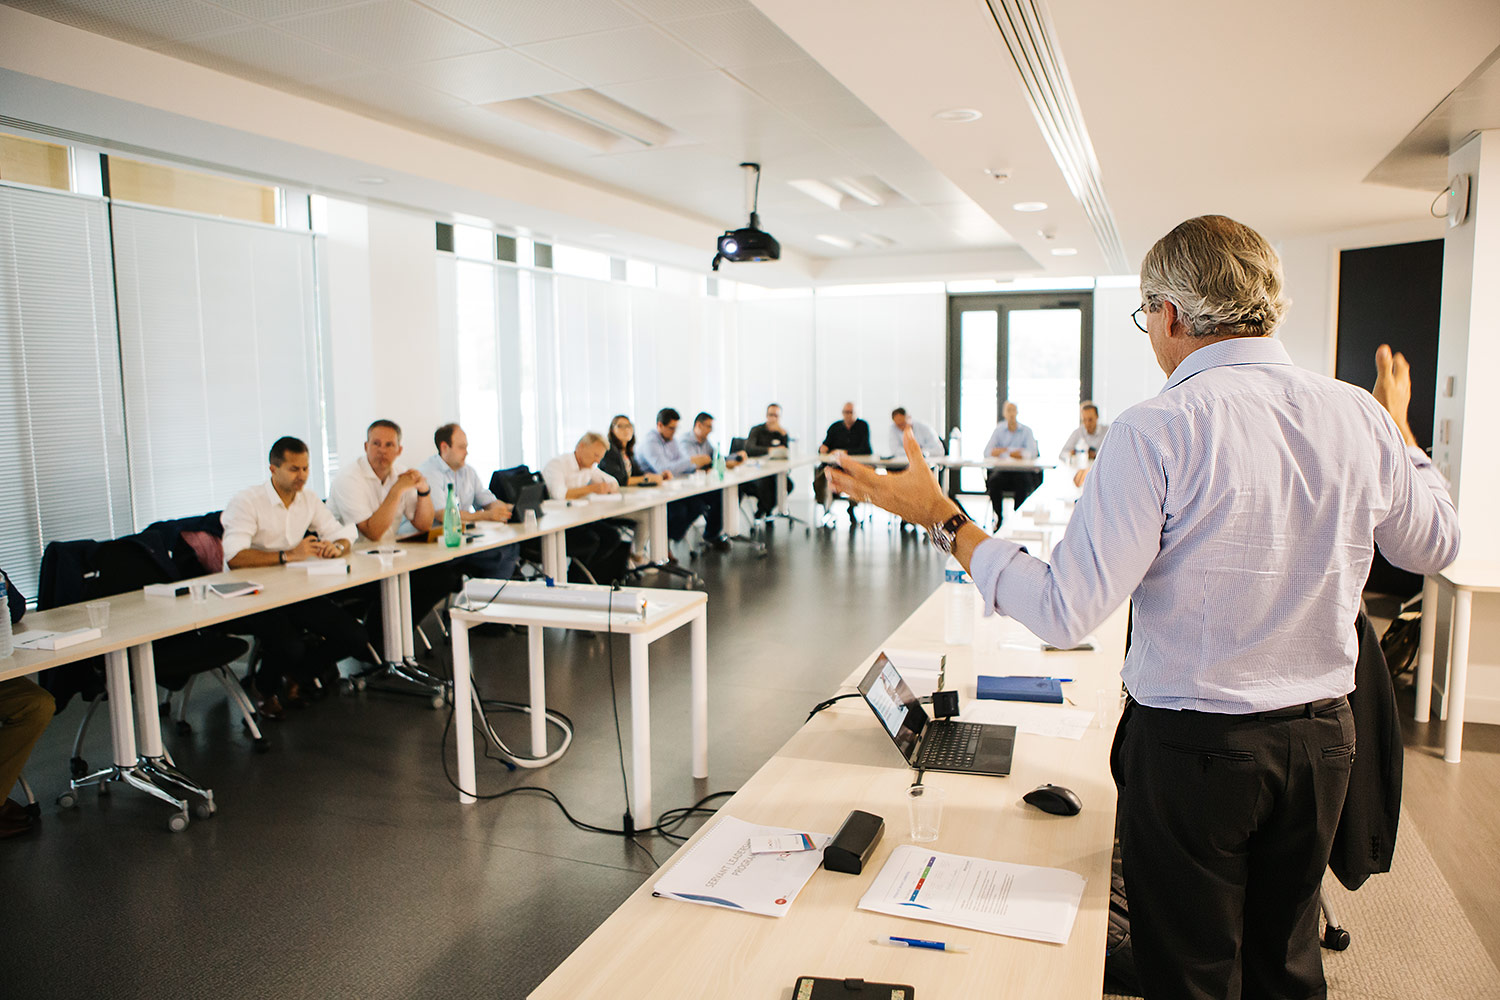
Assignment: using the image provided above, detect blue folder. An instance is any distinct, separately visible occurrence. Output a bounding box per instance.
[976,675,1064,704]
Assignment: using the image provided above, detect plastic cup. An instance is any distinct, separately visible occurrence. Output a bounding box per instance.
[189,581,209,604]
[907,784,944,843]
[523,509,539,531]
[85,601,110,630]
[377,546,395,570]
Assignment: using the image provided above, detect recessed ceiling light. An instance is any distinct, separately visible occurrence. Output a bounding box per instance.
[355,176,387,185]
[933,108,983,123]
[1050,247,1078,256]
[1013,201,1048,212]
[816,234,856,249]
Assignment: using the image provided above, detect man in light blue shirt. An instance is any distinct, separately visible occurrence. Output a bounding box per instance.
[418,423,519,580]
[637,407,716,544]
[983,401,1042,526]
[887,408,944,458]
[830,215,1459,1000]
[676,412,745,551]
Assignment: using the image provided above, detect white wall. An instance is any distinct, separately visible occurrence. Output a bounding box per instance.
[1090,278,1158,423]
[320,199,374,477]
[733,294,817,447]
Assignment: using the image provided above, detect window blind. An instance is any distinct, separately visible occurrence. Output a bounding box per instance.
[111,204,324,527]
[0,184,132,599]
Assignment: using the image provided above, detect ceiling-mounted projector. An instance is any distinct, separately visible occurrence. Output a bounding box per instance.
[713,162,779,271]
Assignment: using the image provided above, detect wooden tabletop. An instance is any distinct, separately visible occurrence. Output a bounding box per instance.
[530,588,1128,999]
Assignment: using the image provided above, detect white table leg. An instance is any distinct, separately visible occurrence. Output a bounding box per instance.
[380,575,401,663]
[104,649,137,768]
[1414,576,1439,723]
[398,571,415,660]
[650,503,669,563]
[129,643,164,759]
[691,609,708,780]
[776,471,789,514]
[450,616,476,803]
[1444,588,1472,763]
[629,633,652,823]
[722,484,740,536]
[528,624,547,756]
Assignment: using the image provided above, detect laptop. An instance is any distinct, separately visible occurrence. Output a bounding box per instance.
[857,653,1016,775]
[508,483,546,523]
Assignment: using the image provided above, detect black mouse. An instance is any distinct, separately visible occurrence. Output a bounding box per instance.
[1023,783,1082,816]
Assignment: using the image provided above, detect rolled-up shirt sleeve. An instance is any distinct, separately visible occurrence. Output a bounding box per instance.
[969,423,1166,648]
[1374,431,1461,575]
[310,496,357,546]
[219,491,256,566]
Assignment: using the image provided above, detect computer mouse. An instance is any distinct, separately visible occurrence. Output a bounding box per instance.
[1023,783,1082,816]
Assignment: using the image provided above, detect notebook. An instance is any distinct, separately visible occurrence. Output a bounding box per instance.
[976,675,1064,704]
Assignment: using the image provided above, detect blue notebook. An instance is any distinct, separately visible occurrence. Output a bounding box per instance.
[976,675,1064,704]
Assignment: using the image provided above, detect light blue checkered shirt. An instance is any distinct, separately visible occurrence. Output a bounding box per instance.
[970,337,1460,713]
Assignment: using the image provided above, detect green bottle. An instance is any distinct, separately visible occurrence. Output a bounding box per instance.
[443,484,462,547]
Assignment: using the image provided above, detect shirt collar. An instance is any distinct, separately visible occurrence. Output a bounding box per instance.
[261,478,300,509]
[358,454,397,487]
[1162,337,1292,392]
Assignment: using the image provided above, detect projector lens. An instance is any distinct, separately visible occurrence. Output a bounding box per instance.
[723,239,738,254]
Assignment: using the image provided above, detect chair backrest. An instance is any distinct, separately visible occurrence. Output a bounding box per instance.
[143,511,225,578]
[89,537,177,598]
[730,437,748,454]
[36,539,102,611]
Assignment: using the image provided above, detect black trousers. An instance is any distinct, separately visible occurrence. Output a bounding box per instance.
[564,523,630,584]
[747,476,792,517]
[238,596,371,695]
[1111,696,1355,1000]
[985,469,1043,523]
[665,494,723,541]
[360,564,461,660]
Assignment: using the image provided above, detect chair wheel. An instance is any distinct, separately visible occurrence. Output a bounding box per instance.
[429,693,446,710]
[351,676,367,692]
[192,800,215,820]
[1322,926,1350,951]
[251,737,270,754]
[168,812,190,833]
[176,721,193,736]
[69,757,88,779]
[57,791,78,809]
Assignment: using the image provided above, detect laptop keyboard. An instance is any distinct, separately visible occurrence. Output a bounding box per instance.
[918,722,986,769]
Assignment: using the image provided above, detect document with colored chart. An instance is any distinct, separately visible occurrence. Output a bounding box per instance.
[858,846,1085,944]
[652,815,830,918]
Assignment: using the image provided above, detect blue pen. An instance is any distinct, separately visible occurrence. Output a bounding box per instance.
[876,936,971,953]
[1050,677,1074,683]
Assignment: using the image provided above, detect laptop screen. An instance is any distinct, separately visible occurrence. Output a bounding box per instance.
[857,654,927,763]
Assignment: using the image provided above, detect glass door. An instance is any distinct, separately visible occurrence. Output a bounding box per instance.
[946,293,1093,493]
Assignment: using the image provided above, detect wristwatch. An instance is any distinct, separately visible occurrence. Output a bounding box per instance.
[928,511,971,553]
[416,488,431,497]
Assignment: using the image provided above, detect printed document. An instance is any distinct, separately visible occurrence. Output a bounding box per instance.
[652,815,829,918]
[859,845,1085,944]
[957,701,1095,740]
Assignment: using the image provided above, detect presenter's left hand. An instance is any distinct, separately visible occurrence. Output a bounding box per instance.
[828,428,957,527]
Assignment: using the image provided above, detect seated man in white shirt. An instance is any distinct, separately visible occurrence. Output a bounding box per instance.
[541,432,631,584]
[418,423,519,582]
[221,436,369,718]
[887,407,944,458]
[1058,402,1108,488]
[327,419,452,659]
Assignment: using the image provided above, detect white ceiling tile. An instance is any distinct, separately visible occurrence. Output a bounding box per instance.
[728,59,859,108]
[517,24,711,86]
[210,0,354,19]
[417,0,641,46]
[616,0,747,21]
[8,0,248,46]
[275,0,495,65]
[597,71,768,124]
[152,24,368,83]
[785,98,884,133]
[660,7,807,69]
[404,49,583,104]
[312,72,468,121]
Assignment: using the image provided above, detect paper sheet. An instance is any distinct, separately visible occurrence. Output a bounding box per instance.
[956,701,1095,740]
[882,648,944,699]
[858,845,1086,944]
[12,628,102,650]
[652,815,830,918]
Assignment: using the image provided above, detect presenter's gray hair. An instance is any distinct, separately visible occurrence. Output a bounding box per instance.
[576,431,607,448]
[1140,215,1289,338]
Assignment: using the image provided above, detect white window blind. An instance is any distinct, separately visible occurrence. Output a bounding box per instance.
[111,205,324,527]
[0,185,132,599]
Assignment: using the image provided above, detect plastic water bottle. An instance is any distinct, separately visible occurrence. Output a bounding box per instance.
[0,604,12,658]
[443,484,462,548]
[948,427,962,457]
[943,556,974,645]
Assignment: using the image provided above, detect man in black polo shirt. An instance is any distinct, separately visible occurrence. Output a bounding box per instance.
[816,402,871,525]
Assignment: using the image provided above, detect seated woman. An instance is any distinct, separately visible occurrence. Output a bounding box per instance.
[600,415,664,567]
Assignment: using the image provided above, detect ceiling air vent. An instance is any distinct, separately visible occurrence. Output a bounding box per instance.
[483,90,677,154]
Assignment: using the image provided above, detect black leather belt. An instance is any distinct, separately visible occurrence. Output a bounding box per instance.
[1252,696,1347,720]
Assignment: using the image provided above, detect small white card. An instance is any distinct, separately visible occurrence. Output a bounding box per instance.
[749,833,816,854]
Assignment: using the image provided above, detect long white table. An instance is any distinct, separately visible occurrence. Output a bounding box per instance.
[1414,558,1500,762]
[449,583,708,820]
[531,587,1128,998]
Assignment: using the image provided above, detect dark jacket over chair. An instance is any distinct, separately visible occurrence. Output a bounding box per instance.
[1330,610,1403,891]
